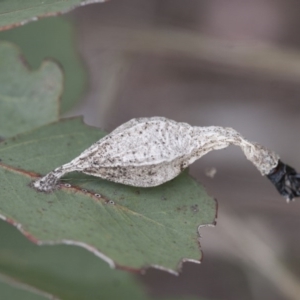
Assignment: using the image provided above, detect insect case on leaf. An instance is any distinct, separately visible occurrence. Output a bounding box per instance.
[32,117,300,202]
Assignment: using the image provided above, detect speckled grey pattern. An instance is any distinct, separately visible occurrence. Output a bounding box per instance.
[33,117,279,192]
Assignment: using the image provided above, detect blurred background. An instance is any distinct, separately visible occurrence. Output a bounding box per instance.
[68,1,300,299]
[73,1,300,299]
[4,0,300,299]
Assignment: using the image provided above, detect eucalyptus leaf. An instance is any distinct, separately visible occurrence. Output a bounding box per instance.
[0,41,62,138]
[0,1,108,31]
[0,17,86,113]
[0,118,217,272]
[0,279,48,300]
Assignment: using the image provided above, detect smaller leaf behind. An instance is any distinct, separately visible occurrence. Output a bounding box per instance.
[0,41,62,138]
[0,17,87,114]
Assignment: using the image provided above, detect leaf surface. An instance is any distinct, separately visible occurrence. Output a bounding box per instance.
[0,17,86,113]
[0,213,206,300]
[0,0,108,31]
[0,220,148,300]
[0,42,62,138]
[0,118,217,273]
[0,279,48,300]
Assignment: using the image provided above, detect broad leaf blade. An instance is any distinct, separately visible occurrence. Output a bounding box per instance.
[0,17,87,113]
[0,118,217,272]
[0,41,62,138]
[0,1,108,31]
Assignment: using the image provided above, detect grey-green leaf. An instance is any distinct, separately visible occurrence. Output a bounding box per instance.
[0,1,108,32]
[0,118,217,273]
[0,17,87,113]
[0,41,62,138]
[0,279,49,300]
